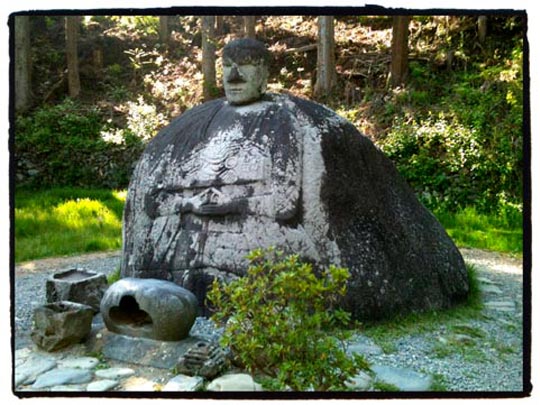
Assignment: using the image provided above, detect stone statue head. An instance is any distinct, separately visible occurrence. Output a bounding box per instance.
[222,38,270,105]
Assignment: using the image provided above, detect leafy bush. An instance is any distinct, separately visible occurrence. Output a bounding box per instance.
[207,248,369,391]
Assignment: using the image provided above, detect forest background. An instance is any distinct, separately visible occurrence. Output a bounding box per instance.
[10,10,526,262]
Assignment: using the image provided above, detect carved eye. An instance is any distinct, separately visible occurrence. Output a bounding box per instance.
[225,156,238,169]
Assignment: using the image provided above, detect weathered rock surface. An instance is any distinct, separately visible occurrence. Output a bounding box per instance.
[121,92,469,320]
[100,278,198,341]
[46,268,108,312]
[31,301,94,351]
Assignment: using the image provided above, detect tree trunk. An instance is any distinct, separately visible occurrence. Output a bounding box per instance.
[390,16,410,88]
[65,16,80,98]
[244,16,256,39]
[215,16,224,35]
[14,15,32,113]
[477,16,487,43]
[314,16,337,97]
[159,16,169,43]
[201,16,217,101]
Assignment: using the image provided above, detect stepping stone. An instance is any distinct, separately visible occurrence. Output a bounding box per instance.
[87,379,119,392]
[57,356,100,369]
[15,355,57,386]
[347,335,383,356]
[372,365,433,391]
[477,277,500,285]
[15,348,32,367]
[49,384,87,391]
[32,368,94,389]
[480,284,503,294]
[484,301,516,312]
[345,371,372,391]
[207,373,263,391]
[95,367,135,379]
[163,375,204,391]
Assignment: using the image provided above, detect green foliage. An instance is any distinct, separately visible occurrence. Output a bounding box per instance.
[107,266,122,285]
[379,39,523,215]
[207,248,369,391]
[434,206,522,254]
[14,187,125,262]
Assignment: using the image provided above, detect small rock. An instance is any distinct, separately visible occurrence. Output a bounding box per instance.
[207,373,263,391]
[87,379,119,391]
[372,365,433,391]
[32,368,94,389]
[15,355,57,386]
[95,367,135,379]
[345,371,372,391]
[57,356,100,369]
[163,375,204,391]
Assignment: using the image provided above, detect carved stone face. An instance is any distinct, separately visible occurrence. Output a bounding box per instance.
[223,56,268,105]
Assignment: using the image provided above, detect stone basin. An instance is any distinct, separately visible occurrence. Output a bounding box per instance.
[46,268,108,312]
[100,278,198,341]
[31,301,94,352]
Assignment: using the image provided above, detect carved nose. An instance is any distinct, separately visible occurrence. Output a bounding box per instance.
[227,65,244,83]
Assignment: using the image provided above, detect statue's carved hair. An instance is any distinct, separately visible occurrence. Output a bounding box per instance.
[223,38,271,65]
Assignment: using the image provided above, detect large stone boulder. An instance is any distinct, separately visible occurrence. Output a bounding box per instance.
[121,93,469,320]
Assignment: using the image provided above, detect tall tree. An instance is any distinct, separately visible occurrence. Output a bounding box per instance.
[201,16,217,101]
[244,16,256,38]
[390,16,410,88]
[14,15,32,113]
[477,16,487,43]
[215,16,224,35]
[65,16,81,98]
[314,16,337,97]
[159,16,169,44]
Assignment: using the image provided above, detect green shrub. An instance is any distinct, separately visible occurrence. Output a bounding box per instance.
[207,248,369,391]
[15,98,145,188]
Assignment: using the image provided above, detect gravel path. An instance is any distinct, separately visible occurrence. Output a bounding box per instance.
[13,248,525,392]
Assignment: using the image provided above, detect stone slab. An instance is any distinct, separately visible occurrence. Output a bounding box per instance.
[163,375,204,391]
[87,379,119,391]
[100,330,203,369]
[15,355,57,386]
[57,356,100,369]
[32,368,94,389]
[95,367,135,379]
[372,364,433,391]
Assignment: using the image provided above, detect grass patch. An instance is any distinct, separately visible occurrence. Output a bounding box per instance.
[14,187,126,263]
[434,206,522,255]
